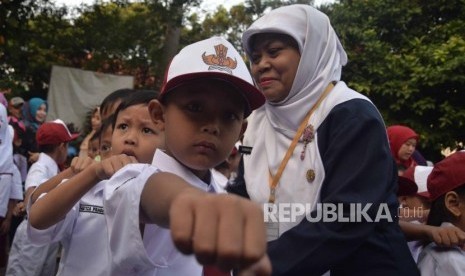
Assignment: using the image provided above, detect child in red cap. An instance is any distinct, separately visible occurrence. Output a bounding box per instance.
[6,119,78,275]
[417,151,465,274]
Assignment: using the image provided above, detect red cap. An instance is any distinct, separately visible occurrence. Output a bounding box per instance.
[36,119,80,146]
[427,151,465,201]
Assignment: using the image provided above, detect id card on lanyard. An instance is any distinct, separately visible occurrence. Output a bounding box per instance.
[265,203,280,241]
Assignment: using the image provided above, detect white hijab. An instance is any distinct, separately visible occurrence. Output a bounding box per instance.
[241,5,353,234]
[242,4,347,134]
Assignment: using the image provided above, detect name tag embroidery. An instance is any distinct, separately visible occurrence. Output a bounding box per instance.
[239,146,252,155]
[79,204,104,215]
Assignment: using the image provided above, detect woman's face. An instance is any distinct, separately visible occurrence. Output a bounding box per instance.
[398,138,417,161]
[250,33,301,103]
[35,104,47,123]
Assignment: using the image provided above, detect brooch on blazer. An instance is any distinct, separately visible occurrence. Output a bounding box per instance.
[300,124,315,161]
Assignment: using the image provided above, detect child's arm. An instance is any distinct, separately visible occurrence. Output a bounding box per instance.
[29,154,137,230]
[399,220,465,247]
[30,156,95,204]
[140,172,271,274]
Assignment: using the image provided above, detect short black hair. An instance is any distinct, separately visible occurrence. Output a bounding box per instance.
[38,143,65,154]
[100,88,133,118]
[112,90,159,130]
[427,184,465,226]
[99,116,114,142]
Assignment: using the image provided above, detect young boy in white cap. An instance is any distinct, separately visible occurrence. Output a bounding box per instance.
[102,36,268,275]
[6,119,79,276]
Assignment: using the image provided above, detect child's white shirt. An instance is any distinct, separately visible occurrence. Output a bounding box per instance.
[0,110,15,216]
[10,165,23,200]
[211,169,228,193]
[417,222,465,275]
[104,149,217,276]
[27,180,111,276]
[407,220,424,263]
[7,152,59,276]
[25,153,59,191]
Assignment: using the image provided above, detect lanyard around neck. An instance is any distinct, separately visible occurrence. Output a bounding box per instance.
[267,82,335,203]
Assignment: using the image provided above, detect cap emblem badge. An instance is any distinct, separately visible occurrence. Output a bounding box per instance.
[202,44,237,74]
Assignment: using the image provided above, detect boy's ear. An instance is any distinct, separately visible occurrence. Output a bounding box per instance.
[445,191,462,217]
[148,99,165,130]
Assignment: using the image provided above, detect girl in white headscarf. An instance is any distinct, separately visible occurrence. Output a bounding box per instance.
[235,4,419,275]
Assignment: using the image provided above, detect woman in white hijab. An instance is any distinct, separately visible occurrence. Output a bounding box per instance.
[235,4,419,275]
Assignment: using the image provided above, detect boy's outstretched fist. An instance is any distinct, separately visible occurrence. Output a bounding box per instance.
[141,172,272,275]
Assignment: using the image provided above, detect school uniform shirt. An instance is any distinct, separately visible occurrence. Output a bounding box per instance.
[407,220,425,263]
[27,180,110,276]
[104,149,217,276]
[417,222,465,275]
[6,152,59,276]
[24,152,59,191]
[0,104,14,217]
[211,169,228,193]
[10,165,23,201]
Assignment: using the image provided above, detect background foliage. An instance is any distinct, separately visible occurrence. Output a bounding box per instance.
[1,0,464,161]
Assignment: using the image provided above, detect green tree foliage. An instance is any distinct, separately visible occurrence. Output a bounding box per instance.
[73,1,164,87]
[1,0,463,160]
[0,0,63,97]
[329,0,465,161]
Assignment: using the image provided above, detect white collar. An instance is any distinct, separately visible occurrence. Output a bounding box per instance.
[151,149,214,192]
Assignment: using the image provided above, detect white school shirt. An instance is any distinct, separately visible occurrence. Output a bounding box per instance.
[0,104,13,174]
[10,165,23,200]
[417,222,465,275]
[0,106,14,216]
[6,152,59,276]
[407,220,424,263]
[27,180,111,276]
[25,153,59,191]
[104,149,217,276]
[211,169,228,193]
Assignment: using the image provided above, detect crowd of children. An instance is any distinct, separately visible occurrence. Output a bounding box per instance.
[0,4,464,276]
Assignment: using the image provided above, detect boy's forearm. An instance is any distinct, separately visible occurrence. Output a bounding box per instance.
[140,172,202,227]
[28,165,101,229]
[399,220,430,241]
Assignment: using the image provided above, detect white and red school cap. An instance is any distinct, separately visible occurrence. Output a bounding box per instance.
[159,36,265,117]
